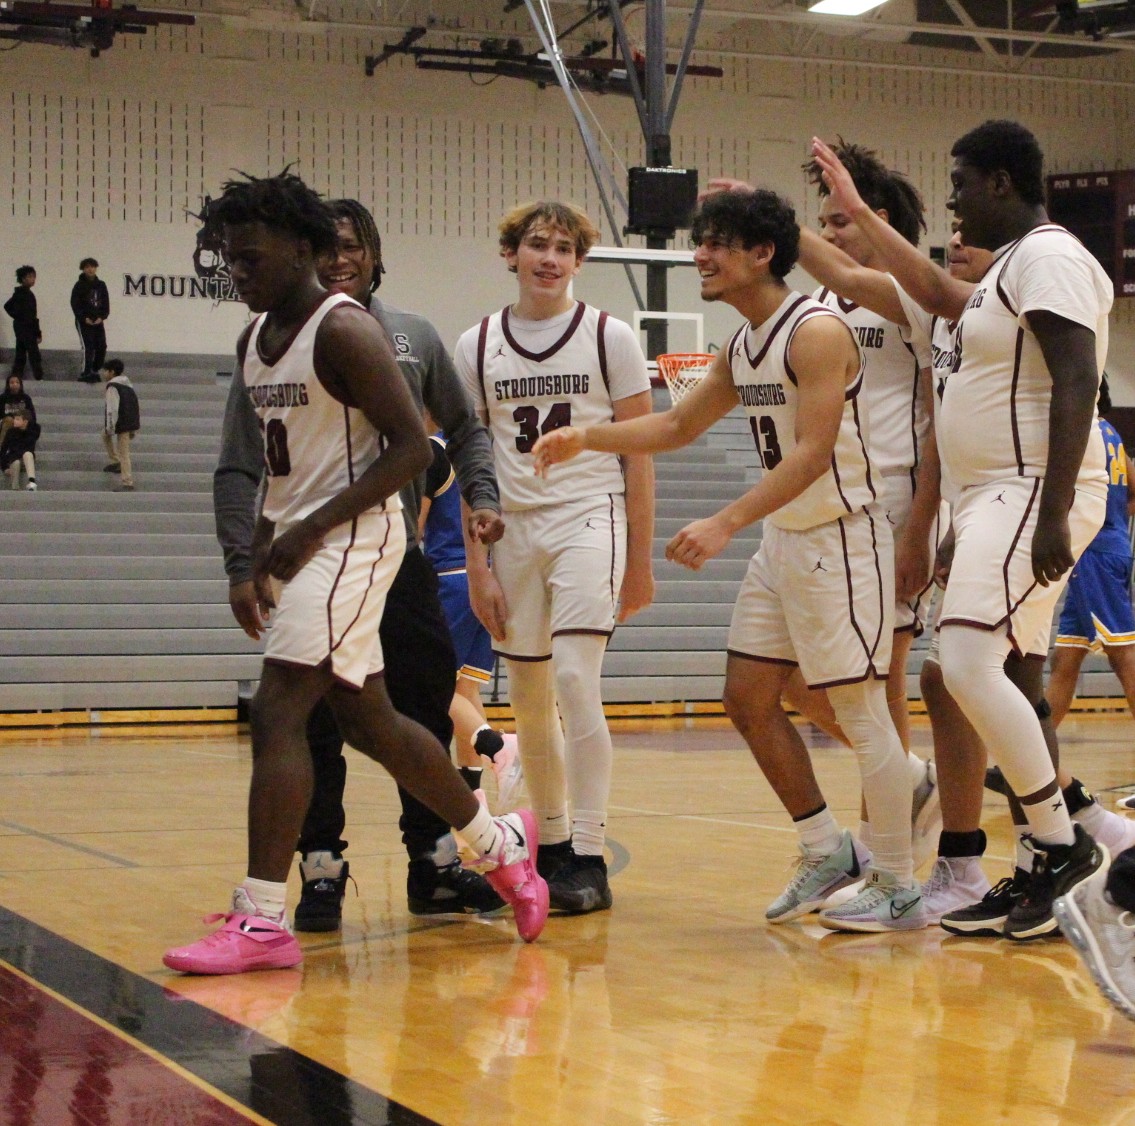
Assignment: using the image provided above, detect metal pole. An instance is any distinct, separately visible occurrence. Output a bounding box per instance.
[644,0,669,362]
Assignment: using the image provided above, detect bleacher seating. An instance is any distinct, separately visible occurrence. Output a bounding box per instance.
[1,374,1126,714]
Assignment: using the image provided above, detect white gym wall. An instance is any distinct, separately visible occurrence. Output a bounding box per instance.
[1,14,1134,388]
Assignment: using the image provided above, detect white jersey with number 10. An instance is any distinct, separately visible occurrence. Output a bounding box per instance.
[243,292,396,530]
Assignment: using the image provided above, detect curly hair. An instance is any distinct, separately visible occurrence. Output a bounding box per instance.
[804,138,926,247]
[204,169,338,258]
[498,201,600,264]
[15,266,35,283]
[690,189,800,280]
[951,120,1045,207]
[328,199,385,292]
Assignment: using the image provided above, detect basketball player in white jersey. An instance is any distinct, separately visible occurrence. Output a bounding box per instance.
[534,189,924,932]
[798,198,1135,933]
[709,145,943,873]
[809,123,1112,940]
[163,172,548,975]
[455,201,655,915]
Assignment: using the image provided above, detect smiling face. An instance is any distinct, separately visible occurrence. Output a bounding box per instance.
[319,217,375,306]
[690,231,770,307]
[505,223,582,307]
[222,222,307,313]
[818,195,884,269]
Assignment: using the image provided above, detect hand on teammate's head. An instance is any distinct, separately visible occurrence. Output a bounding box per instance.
[700,177,753,203]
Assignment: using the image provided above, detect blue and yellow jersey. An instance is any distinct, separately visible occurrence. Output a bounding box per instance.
[1091,418,1132,557]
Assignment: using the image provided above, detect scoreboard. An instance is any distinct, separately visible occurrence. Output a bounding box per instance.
[1046,170,1135,299]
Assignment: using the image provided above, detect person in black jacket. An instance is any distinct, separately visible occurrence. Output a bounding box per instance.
[1,409,40,490]
[71,258,109,382]
[4,266,43,381]
[0,373,35,445]
[100,358,139,490]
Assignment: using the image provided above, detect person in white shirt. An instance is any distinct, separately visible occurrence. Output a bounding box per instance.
[808,120,1112,941]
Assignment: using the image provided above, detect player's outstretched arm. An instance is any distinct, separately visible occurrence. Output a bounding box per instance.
[810,137,971,320]
[666,316,854,570]
[532,352,738,474]
[797,228,908,326]
[1028,309,1101,585]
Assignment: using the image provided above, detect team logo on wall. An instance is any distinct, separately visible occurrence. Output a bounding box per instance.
[120,197,241,303]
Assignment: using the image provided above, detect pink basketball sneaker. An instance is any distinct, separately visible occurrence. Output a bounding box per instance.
[163,889,302,975]
[482,809,549,943]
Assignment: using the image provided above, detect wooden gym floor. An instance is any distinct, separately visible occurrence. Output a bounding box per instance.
[2,714,1135,1126]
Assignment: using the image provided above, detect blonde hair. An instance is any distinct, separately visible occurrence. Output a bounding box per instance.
[498,201,600,268]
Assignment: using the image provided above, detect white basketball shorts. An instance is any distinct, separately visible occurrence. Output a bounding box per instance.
[265,509,406,689]
[492,494,627,660]
[940,478,1105,657]
[727,504,895,689]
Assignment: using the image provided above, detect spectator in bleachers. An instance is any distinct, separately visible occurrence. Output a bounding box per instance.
[1,408,39,490]
[71,257,109,382]
[100,358,140,491]
[4,266,43,381]
[1,373,35,445]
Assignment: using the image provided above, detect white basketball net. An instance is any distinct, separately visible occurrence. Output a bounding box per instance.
[657,353,715,406]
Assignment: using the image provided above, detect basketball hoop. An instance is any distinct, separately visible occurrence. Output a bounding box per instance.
[657,353,715,406]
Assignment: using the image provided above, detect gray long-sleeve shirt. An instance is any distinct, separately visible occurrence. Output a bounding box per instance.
[213,294,499,585]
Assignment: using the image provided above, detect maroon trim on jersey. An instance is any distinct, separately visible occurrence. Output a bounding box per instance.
[606,493,616,610]
[850,391,876,501]
[255,291,342,368]
[476,315,490,405]
[837,508,886,674]
[329,512,395,661]
[993,224,1065,317]
[327,515,360,654]
[810,669,889,690]
[743,295,809,370]
[330,668,384,691]
[493,650,553,662]
[553,627,614,639]
[725,650,799,667]
[1010,327,1026,475]
[501,300,587,361]
[818,287,858,316]
[597,311,610,391]
[342,402,355,484]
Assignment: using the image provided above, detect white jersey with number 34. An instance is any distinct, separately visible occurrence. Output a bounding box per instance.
[456,301,650,512]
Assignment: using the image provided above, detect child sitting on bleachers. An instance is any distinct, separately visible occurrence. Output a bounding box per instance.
[1,408,39,490]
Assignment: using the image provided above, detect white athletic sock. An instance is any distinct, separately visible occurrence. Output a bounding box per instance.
[506,658,569,843]
[858,819,873,851]
[1072,798,1106,836]
[554,633,613,854]
[1014,824,1032,871]
[795,807,844,856]
[457,804,503,860]
[907,752,928,790]
[572,810,607,857]
[829,679,913,883]
[240,877,287,921]
[1022,802,1076,847]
